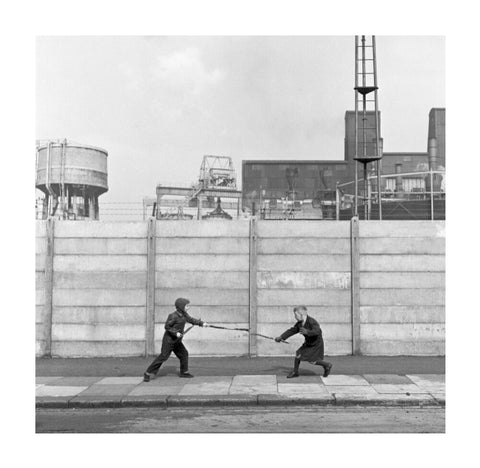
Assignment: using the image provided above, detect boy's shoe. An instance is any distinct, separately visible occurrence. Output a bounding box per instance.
[286,371,299,379]
[143,373,151,382]
[323,364,333,378]
[180,372,194,378]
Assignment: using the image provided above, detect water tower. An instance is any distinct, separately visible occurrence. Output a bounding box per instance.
[35,139,108,220]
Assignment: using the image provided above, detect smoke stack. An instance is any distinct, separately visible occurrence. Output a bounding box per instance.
[395,163,403,192]
[428,138,438,171]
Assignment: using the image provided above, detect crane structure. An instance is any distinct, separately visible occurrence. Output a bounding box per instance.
[155,155,242,220]
[354,35,383,220]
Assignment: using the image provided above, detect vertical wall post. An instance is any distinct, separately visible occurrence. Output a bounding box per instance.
[350,216,361,355]
[248,216,258,357]
[335,183,340,221]
[146,218,156,356]
[43,218,55,357]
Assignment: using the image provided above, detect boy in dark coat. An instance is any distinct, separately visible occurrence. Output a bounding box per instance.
[143,298,209,381]
[275,305,333,378]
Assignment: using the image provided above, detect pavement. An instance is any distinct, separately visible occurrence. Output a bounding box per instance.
[36,356,445,409]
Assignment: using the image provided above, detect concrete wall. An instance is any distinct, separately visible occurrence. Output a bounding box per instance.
[359,221,445,355]
[154,221,250,356]
[36,219,445,358]
[256,222,352,356]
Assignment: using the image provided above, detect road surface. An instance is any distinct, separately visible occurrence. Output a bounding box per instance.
[36,405,444,433]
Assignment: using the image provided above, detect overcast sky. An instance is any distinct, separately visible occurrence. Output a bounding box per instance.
[36,36,445,203]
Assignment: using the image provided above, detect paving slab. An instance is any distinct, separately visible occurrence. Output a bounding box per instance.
[232,375,277,385]
[278,383,328,394]
[372,384,430,394]
[363,374,412,385]
[35,377,63,385]
[167,394,258,407]
[143,376,187,385]
[276,375,323,384]
[326,385,379,395]
[182,376,233,384]
[432,394,446,405]
[36,385,87,397]
[321,375,369,386]
[229,384,278,395]
[407,374,445,384]
[96,377,144,385]
[179,382,231,396]
[335,393,437,406]
[128,384,184,396]
[77,384,137,396]
[50,377,103,386]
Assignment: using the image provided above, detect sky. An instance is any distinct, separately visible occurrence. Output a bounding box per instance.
[36,36,445,204]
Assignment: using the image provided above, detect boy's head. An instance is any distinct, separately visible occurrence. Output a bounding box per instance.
[175,297,190,312]
[293,305,307,322]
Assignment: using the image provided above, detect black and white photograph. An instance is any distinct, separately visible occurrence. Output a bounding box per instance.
[34,33,446,433]
[3,1,479,466]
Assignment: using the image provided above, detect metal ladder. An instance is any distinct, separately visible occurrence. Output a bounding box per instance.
[354,35,382,220]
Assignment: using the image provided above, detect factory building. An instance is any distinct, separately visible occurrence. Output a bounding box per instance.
[242,108,445,219]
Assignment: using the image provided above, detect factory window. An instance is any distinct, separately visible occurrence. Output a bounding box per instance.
[403,178,425,192]
[403,156,412,162]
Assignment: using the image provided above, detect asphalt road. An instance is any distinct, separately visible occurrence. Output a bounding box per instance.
[36,406,445,433]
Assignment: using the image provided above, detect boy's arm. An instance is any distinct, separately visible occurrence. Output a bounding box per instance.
[279,322,300,340]
[185,312,204,327]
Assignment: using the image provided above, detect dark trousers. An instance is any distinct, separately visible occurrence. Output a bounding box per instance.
[146,336,189,375]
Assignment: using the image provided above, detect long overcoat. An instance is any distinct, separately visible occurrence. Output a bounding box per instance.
[280,315,325,362]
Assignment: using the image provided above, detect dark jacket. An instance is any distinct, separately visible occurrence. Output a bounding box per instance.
[280,315,325,362]
[164,309,204,340]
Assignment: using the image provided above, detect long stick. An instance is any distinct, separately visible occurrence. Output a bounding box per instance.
[252,333,289,344]
[208,324,250,332]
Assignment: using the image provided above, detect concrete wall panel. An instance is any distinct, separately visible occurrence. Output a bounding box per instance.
[359,238,445,255]
[258,323,351,341]
[156,221,249,238]
[55,238,147,255]
[36,289,45,306]
[360,306,445,324]
[53,289,146,307]
[360,288,444,306]
[156,237,249,254]
[52,341,145,357]
[257,271,350,289]
[156,255,248,271]
[53,271,147,289]
[360,272,445,289]
[54,255,147,272]
[52,306,146,324]
[258,289,351,306]
[361,323,445,341]
[258,255,350,272]
[36,237,46,255]
[36,272,45,290]
[155,288,248,306]
[53,324,145,341]
[359,221,445,238]
[36,221,46,238]
[55,221,148,238]
[163,340,249,356]
[36,254,45,272]
[360,255,445,272]
[156,271,249,289]
[258,238,350,255]
[361,340,445,356]
[258,221,350,238]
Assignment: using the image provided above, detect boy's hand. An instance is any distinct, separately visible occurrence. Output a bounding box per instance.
[299,327,308,335]
[176,332,183,338]
[202,322,209,328]
[275,337,282,342]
